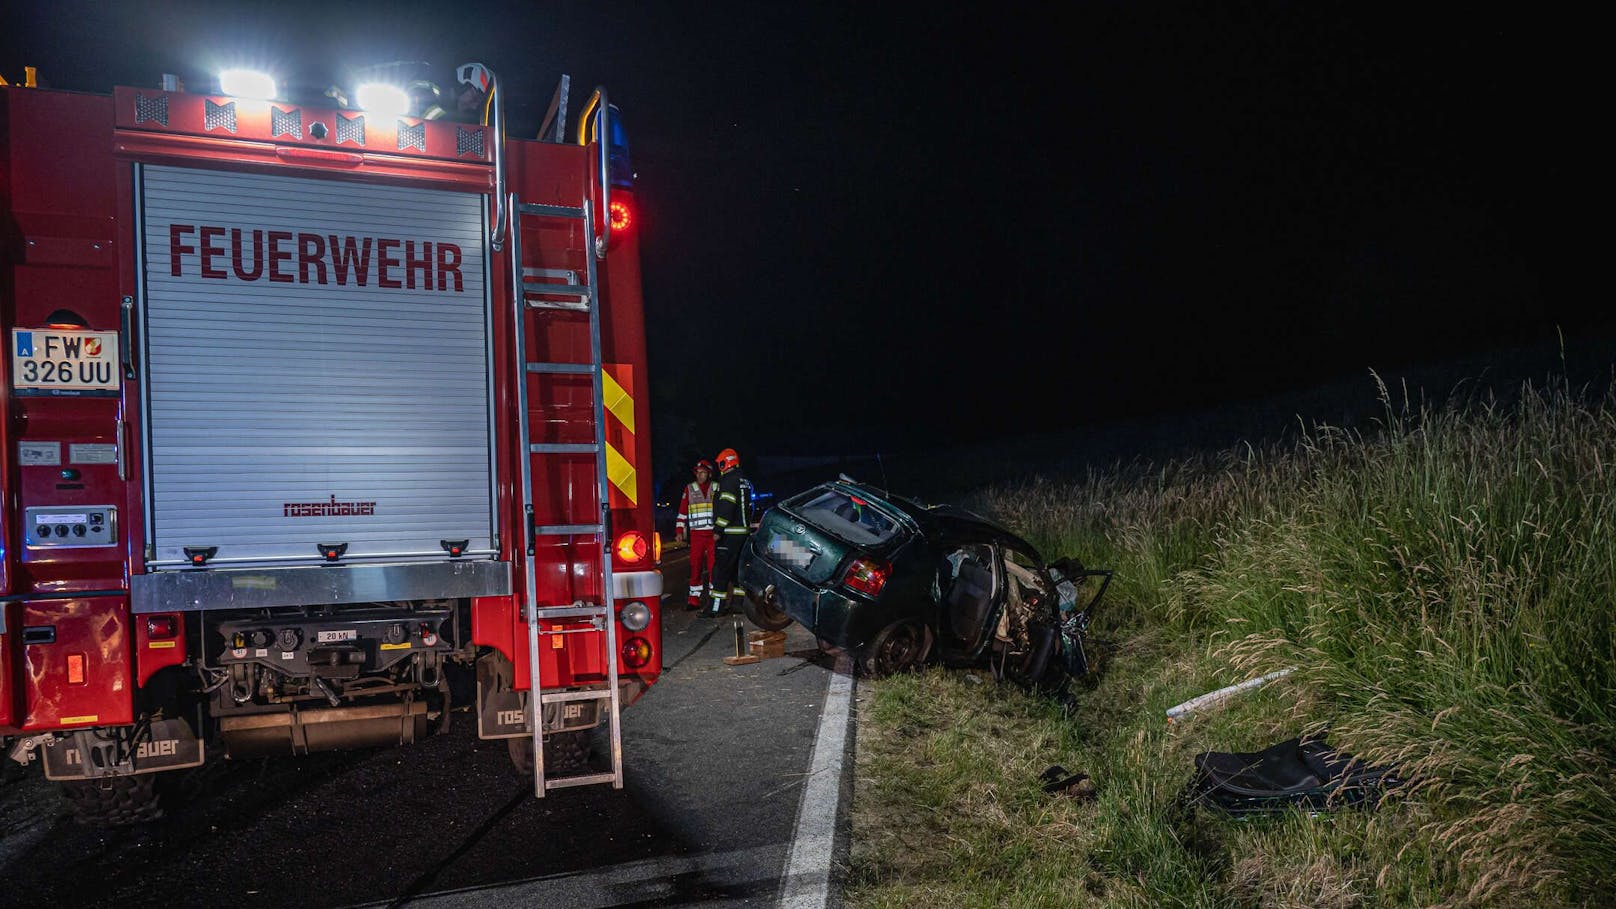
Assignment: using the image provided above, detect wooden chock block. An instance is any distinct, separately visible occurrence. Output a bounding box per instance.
[748,629,788,659]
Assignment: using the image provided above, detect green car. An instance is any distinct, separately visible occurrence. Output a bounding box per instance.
[738,480,1110,678]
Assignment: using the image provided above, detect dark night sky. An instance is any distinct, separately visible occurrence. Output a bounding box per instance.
[3,3,1605,481]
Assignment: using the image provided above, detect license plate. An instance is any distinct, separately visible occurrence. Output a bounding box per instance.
[316,629,358,643]
[10,328,120,396]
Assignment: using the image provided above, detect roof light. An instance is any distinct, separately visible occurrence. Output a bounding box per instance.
[218,69,276,101]
[355,82,411,120]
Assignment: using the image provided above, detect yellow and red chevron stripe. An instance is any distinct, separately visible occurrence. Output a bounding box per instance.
[602,363,638,506]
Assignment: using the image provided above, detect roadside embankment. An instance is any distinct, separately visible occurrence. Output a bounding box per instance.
[850,377,1616,907]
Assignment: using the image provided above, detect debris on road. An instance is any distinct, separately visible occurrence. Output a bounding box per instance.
[1183,736,1403,816]
[1039,765,1098,801]
[1165,668,1296,722]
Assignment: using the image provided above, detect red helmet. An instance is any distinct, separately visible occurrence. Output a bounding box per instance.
[694,458,715,473]
[715,448,740,472]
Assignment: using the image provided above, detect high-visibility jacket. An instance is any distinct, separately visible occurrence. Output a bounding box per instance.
[676,480,716,533]
[712,469,752,540]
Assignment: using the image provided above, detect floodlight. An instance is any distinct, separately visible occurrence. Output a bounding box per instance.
[355,83,411,119]
[218,69,277,100]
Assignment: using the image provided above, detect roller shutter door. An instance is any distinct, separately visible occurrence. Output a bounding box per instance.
[139,165,494,568]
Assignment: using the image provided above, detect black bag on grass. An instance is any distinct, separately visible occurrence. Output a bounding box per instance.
[1184,736,1402,816]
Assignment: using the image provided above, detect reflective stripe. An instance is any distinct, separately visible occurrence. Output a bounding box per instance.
[723,527,748,534]
[711,589,729,600]
[715,517,730,527]
[719,492,738,503]
[731,586,745,596]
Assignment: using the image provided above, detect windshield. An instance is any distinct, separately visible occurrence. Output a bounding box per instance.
[789,488,903,545]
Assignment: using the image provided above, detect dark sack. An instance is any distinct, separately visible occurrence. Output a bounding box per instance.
[1184,737,1402,816]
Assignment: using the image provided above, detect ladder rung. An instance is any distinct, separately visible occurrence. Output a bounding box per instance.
[523,281,591,298]
[545,772,618,790]
[518,202,586,219]
[527,362,595,375]
[541,689,613,704]
[533,523,605,535]
[533,605,610,620]
[530,444,599,455]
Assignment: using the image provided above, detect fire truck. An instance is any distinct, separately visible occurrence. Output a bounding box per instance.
[0,63,661,823]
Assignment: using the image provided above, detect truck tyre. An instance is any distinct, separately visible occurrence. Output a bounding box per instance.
[506,731,591,777]
[859,620,931,677]
[741,589,793,631]
[59,774,163,826]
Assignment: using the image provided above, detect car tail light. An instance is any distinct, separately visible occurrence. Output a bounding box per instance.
[621,636,652,668]
[66,653,87,685]
[841,557,891,597]
[146,615,178,639]
[615,531,649,565]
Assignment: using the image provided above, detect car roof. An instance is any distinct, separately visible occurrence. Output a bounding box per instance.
[823,480,1042,560]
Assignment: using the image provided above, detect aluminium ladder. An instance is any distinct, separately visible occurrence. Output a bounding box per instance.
[510,194,624,797]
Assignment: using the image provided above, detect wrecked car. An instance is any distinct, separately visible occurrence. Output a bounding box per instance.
[737,479,1110,678]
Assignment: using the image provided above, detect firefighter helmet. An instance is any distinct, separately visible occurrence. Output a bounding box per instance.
[695,459,715,473]
[715,449,739,472]
[456,62,492,93]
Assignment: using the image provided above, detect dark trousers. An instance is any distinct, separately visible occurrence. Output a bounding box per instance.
[708,535,746,611]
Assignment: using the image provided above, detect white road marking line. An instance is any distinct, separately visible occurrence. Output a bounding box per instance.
[778,655,854,909]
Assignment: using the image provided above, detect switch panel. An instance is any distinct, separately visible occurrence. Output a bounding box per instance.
[24,506,118,548]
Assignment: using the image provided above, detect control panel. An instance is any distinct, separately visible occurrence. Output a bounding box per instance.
[24,506,118,548]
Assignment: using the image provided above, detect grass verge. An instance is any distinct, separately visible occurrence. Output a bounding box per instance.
[848,377,1615,908]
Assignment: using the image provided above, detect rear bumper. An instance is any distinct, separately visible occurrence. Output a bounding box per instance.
[130,559,512,613]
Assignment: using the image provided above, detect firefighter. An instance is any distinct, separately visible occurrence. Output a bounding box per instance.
[706,448,753,617]
[451,62,492,124]
[675,459,718,609]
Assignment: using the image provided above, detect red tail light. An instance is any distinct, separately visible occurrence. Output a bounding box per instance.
[621,636,652,668]
[146,615,179,639]
[66,653,87,685]
[615,531,649,565]
[841,557,891,597]
[608,199,632,232]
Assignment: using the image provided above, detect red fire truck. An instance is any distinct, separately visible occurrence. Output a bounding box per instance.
[0,64,661,823]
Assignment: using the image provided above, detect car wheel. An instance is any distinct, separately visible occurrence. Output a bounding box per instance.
[860,620,931,677]
[741,588,793,631]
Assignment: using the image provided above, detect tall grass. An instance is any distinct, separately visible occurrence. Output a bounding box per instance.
[853,377,1616,907]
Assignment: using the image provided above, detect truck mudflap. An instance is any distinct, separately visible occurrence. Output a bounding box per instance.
[40,718,204,781]
[475,663,649,740]
[476,686,600,739]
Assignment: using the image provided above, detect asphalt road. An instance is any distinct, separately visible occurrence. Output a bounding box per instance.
[0,547,848,909]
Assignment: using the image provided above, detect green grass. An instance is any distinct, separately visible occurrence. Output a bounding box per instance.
[848,377,1616,908]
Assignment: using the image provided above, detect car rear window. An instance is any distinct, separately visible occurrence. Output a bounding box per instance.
[790,489,902,545]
